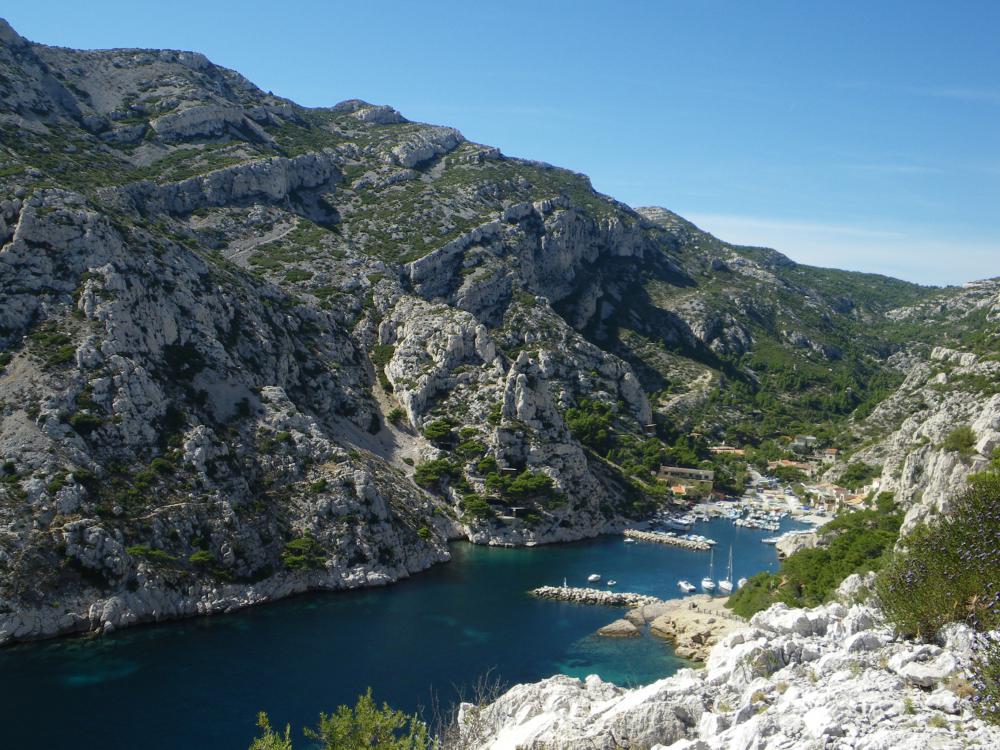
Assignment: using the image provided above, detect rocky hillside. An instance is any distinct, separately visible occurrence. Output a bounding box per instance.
[847,280,1000,534]
[457,574,1000,749]
[0,18,995,645]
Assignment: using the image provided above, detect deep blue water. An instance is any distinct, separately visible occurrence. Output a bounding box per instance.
[0,516,803,749]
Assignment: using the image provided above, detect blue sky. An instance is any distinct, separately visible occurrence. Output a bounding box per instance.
[5,1,999,285]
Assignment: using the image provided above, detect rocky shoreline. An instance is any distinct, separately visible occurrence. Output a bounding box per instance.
[632,595,746,661]
[0,546,451,646]
[458,574,1000,749]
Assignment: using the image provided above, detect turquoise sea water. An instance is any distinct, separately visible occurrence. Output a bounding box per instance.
[0,516,803,749]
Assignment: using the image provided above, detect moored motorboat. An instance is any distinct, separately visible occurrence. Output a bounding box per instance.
[606,580,617,586]
[587,573,601,582]
[678,580,696,593]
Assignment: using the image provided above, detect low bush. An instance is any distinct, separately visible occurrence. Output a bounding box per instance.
[460,493,494,520]
[281,536,326,571]
[413,459,461,490]
[877,474,1000,639]
[251,688,429,749]
[188,550,214,568]
[68,412,103,435]
[941,424,976,455]
[565,398,612,452]
[422,418,454,443]
[838,461,881,489]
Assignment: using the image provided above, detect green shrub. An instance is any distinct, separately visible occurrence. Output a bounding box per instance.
[505,470,556,500]
[150,457,175,474]
[422,418,454,443]
[838,461,880,489]
[971,633,1000,725]
[413,459,460,490]
[456,439,486,459]
[68,412,103,435]
[387,407,406,424]
[252,688,429,749]
[487,402,503,425]
[460,493,494,520]
[773,465,809,485]
[188,550,214,568]
[281,536,326,571]
[27,323,76,367]
[476,456,498,475]
[309,478,328,494]
[126,544,177,564]
[249,713,292,750]
[942,425,976,455]
[565,398,613,452]
[877,474,1000,638]
[372,345,396,391]
[283,268,314,283]
[417,526,432,540]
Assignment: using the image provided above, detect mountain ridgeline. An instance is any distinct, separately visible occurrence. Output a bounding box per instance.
[0,18,997,644]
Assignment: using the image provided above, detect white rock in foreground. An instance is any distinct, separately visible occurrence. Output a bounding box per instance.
[460,574,1000,749]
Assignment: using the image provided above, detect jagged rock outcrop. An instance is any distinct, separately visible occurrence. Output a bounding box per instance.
[459,575,1000,749]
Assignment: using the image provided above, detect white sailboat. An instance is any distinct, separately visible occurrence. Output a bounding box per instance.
[701,549,716,592]
[718,545,734,594]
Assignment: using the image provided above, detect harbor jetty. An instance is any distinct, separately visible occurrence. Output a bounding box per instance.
[530,586,662,608]
[623,529,711,551]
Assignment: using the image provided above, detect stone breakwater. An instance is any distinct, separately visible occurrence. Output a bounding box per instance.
[460,573,1000,750]
[530,586,663,608]
[624,529,711,551]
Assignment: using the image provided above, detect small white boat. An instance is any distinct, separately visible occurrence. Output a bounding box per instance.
[702,549,716,592]
[678,580,696,593]
[587,573,601,582]
[737,577,748,589]
[606,580,617,586]
[717,546,734,595]
[624,538,636,544]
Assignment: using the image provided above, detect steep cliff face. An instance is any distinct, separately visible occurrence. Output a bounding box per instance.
[847,280,1000,533]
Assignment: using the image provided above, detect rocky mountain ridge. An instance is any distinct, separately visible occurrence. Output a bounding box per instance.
[0,19,996,646]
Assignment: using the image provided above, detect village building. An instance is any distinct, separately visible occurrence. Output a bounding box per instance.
[656,465,715,494]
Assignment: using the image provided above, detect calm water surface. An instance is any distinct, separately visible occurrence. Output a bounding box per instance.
[0,517,803,749]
